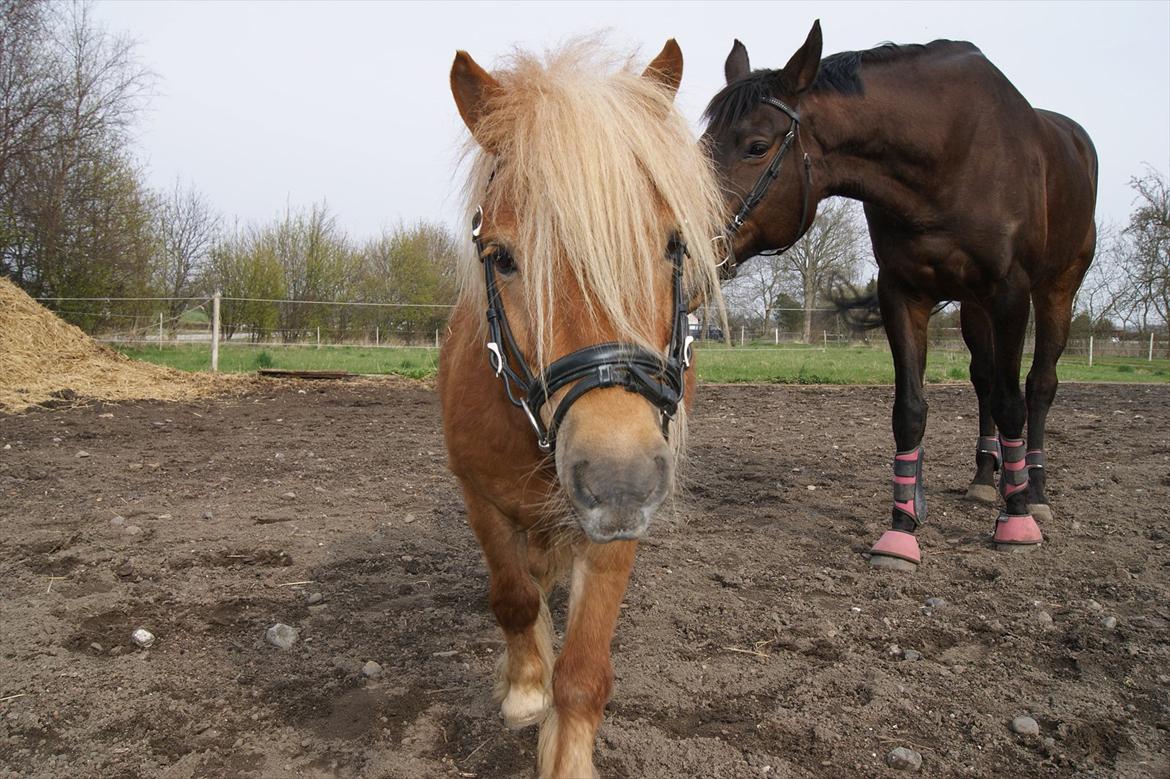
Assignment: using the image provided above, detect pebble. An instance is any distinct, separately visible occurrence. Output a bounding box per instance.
[202,511,214,520]
[281,492,296,501]
[131,628,155,648]
[886,747,922,771]
[888,644,902,657]
[89,642,103,653]
[361,661,383,678]
[265,623,298,650]
[924,597,947,609]
[306,592,323,606]
[1100,616,1118,630]
[110,516,125,527]
[124,525,142,536]
[1035,611,1054,628]
[1010,715,1040,736]
[75,451,90,458]
[902,649,922,662]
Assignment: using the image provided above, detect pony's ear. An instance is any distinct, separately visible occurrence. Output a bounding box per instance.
[782,20,822,93]
[643,39,683,99]
[724,39,750,84]
[451,50,501,147]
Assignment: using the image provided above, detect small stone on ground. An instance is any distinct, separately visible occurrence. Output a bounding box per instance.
[362,660,383,678]
[266,623,298,650]
[1010,715,1040,736]
[886,746,922,771]
[131,628,155,648]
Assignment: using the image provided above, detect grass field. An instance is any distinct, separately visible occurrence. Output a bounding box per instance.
[115,342,1170,385]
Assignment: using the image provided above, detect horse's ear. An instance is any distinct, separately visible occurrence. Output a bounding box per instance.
[451,50,501,148]
[724,39,750,84]
[643,39,683,99]
[782,20,822,93]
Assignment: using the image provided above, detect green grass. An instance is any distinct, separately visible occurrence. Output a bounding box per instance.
[114,342,1170,385]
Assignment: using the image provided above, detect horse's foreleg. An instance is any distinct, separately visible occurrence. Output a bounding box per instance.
[960,302,1001,503]
[868,274,933,572]
[538,540,636,779]
[1024,280,1079,524]
[989,272,1044,550]
[464,490,553,729]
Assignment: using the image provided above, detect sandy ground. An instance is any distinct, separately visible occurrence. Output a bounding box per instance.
[0,380,1167,778]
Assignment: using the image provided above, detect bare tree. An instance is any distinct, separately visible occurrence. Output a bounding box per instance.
[724,198,866,341]
[1120,167,1170,343]
[155,179,219,320]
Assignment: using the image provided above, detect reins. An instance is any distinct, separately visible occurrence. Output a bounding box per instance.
[472,206,694,453]
[715,96,813,277]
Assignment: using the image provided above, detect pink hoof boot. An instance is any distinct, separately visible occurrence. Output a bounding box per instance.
[994,513,1043,552]
[869,530,920,572]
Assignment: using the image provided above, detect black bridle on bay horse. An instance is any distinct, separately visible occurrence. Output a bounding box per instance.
[714,96,813,278]
[471,206,694,453]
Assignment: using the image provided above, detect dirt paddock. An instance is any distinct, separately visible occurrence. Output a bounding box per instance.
[1,380,1167,778]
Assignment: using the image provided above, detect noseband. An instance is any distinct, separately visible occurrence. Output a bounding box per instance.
[472,207,693,453]
[715,96,813,278]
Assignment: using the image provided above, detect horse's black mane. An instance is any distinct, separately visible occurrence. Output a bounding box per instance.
[704,40,976,130]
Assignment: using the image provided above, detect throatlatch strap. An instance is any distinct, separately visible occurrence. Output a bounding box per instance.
[892,446,926,526]
[1026,450,1046,470]
[999,436,1029,498]
[976,436,1002,470]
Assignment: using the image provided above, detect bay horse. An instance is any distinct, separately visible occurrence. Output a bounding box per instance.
[703,21,1098,571]
[439,40,725,777]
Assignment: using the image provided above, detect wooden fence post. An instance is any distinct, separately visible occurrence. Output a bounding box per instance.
[211,291,221,372]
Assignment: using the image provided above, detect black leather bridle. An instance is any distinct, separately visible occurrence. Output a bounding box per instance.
[472,206,694,453]
[714,96,813,278]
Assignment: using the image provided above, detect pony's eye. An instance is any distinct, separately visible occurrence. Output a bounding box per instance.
[665,235,687,259]
[747,140,771,158]
[488,247,517,275]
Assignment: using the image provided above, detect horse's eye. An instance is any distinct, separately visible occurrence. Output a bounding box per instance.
[665,235,687,259]
[488,247,517,275]
[747,140,771,158]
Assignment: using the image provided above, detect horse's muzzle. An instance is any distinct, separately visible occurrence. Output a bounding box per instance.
[566,454,670,543]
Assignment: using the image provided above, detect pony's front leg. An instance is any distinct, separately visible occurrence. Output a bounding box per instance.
[464,490,553,729]
[538,540,636,779]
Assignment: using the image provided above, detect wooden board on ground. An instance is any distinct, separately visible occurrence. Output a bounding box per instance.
[257,369,353,380]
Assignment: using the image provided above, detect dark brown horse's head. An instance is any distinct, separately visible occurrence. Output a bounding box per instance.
[449,41,725,543]
[703,21,824,264]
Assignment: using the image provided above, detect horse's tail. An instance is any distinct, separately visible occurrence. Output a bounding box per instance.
[829,278,883,332]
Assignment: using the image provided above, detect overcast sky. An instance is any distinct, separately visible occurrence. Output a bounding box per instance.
[95,1,1169,242]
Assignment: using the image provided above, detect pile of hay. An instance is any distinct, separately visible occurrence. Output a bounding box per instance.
[0,277,232,412]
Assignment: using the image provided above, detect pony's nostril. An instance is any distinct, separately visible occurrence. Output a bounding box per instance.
[571,460,602,509]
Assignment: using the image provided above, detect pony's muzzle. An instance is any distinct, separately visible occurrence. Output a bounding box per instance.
[566,453,670,542]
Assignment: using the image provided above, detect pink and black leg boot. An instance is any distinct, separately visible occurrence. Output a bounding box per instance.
[994,436,1043,551]
[869,446,925,572]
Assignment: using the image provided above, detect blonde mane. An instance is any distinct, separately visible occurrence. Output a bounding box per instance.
[458,39,727,372]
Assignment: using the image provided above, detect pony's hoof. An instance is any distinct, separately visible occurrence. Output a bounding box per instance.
[501,686,550,729]
[993,513,1043,552]
[1028,503,1053,524]
[965,483,999,504]
[868,530,920,573]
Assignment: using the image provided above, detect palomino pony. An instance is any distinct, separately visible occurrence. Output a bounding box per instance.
[703,22,1098,571]
[439,41,725,777]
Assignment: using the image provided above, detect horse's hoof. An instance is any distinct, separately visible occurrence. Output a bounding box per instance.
[993,513,1043,552]
[868,529,920,573]
[501,686,550,729]
[869,554,918,572]
[965,483,999,504]
[1028,503,1053,524]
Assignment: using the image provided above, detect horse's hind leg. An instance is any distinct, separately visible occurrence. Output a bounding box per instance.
[463,490,553,729]
[538,540,637,779]
[960,303,1001,503]
[1025,256,1090,524]
[867,273,933,573]
[987,270,1044,550]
